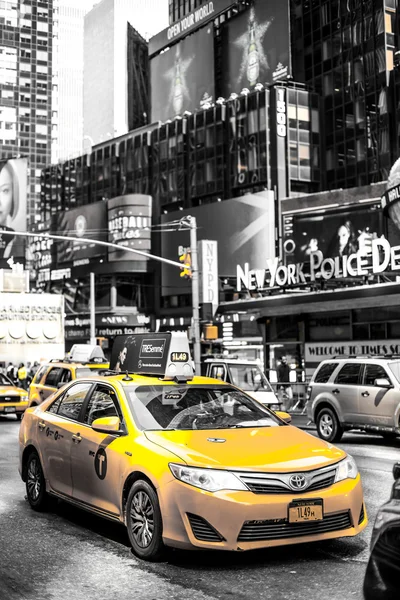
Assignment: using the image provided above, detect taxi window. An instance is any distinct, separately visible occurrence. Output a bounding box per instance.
[59,369,72,384]
[33,365,48,383]
[83,384,120,426]
[228,365,273,392]
[44,367,62,387]
[0,373,13,386]
[75,366,109,377]
[124,385,283,431]
[56,383,92,421]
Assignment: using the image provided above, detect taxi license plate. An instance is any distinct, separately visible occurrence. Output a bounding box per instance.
[4,406,16,413]
[288,499,323,523]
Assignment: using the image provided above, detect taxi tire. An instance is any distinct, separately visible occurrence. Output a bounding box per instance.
[316,407,343,443]
[26,451,53,512]
[126,480,165,561]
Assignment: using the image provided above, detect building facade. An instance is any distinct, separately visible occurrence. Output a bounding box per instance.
[0,0,53,221]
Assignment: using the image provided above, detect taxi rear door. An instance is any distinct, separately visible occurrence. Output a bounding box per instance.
[38,382,93,497]
[70,383,124,517]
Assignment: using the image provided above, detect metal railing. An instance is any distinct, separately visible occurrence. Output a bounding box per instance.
[270,381,310,414]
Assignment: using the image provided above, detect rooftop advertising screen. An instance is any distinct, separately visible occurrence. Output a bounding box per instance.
[221,2,291,97]
[151,24,215,123]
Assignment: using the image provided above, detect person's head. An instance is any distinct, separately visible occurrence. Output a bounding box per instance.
[281,356,287,364]
[19,362,23,368]
[336,220,355,252]
[0,161,19,227]
[119,346,128,364]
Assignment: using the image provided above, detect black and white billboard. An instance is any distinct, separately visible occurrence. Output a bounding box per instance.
[151,25,215,123]
[283,203,385,265]
[107,194,152,263]
[221,3,291,97]
[56,202,108,264]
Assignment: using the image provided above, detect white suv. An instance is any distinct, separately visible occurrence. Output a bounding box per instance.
[307,357,400,442]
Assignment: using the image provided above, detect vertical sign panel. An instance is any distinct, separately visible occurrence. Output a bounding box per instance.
[199,240,219,314]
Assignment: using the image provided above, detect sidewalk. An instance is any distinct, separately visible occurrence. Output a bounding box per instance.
[288,411,316,431]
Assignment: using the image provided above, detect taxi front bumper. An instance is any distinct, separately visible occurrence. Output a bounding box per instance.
[0,400,28,415]
[159,474,367,551]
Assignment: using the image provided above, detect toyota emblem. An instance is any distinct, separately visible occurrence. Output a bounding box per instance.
[289,474,308,490]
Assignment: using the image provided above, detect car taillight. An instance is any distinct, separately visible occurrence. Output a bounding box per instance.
[306,386,312,401]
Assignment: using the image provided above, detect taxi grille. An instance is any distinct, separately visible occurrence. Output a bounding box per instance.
[0,395,20,403]
[187,513,224,542]
[237,511,352,542]
[236,466,337,495]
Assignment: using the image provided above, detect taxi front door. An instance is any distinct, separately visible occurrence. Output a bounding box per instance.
[70,384,123,517]
[39,382,92,497]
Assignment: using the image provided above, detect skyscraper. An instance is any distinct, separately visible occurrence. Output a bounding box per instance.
[51,0,95,163]
[83,0,153,146]
[0,0,53,221]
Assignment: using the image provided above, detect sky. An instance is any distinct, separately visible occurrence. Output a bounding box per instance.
[89,0,169,38]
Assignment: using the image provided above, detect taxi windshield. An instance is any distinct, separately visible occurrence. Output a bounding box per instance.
[228,364,272,392]
[75,366,109,377]
[0,373,12,386]
[124,385,283,431]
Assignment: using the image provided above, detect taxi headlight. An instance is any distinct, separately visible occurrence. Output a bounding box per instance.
[169,463,248,493]
[334,455,358,483]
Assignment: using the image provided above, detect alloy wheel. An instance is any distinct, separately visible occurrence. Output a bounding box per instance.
[320,413,334,437]
[27,456,41,501]
[130,490,155,548]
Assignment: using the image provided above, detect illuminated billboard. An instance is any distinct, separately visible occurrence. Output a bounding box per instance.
[283,202,385,265]
[56,202,108,264]
[221,3,291,97]
[151,25,215,123]
[107,194,152,263]
[0,157,27,268]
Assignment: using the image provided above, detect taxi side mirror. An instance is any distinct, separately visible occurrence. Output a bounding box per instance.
[92,416,121,434]
[275,410,292,424]
[393,462,400,481]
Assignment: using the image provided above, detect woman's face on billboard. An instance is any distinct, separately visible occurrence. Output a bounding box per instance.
[0,165,13,226]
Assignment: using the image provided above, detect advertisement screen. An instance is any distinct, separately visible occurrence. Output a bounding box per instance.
[283,203,385,265]
[56,202,108,264]
[161,191,275,296]
[0,158,27,268]
[221,2,291,97]
[107,194,152,263]
[151,25,215,122]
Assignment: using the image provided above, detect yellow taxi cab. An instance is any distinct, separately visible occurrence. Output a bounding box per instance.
[0,372,28,419]
[28,344,109,408]
[19,333,367,561]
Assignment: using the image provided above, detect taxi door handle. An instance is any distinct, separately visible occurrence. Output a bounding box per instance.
[361,391,370,397]
[72,433,82,443]
[38,421,46,431]
[332,389,340,394]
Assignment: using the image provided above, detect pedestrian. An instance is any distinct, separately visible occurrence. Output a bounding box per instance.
[6,361,16,384]
[17,362,28,390]
[277,356,293,412]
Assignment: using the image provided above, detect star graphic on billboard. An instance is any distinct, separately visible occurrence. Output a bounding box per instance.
[164,45,194,116]
[234,7,273,88]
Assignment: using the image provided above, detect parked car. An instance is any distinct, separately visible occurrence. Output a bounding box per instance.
[363,461,400,600]
[28,344,109,408]
[306,357,400,442]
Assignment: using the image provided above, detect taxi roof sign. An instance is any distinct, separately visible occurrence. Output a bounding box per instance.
[68,344,106,363]
[110,332,194,380]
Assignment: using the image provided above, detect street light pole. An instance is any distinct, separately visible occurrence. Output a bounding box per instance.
[189,216,201,375]
[90,272,96,345]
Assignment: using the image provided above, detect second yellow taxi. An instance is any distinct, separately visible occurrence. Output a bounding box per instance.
[19,333,367,560]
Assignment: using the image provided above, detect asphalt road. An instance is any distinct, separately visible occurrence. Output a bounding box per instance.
[0,415,398,600]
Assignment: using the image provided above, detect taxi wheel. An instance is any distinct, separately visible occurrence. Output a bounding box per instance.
[26,451,52,511]
[126,480,165,561]
[316,407,343,442]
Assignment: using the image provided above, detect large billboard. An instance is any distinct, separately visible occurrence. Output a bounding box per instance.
[0,158,27,268]
[151,25,215,123]
[161,191,275,296]
[56,202,108,264]
[107,194,152,263]
[221,3,291,97]
[283,202,385,265]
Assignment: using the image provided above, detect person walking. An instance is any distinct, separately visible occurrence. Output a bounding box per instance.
[6,362,16,383]
[277,356,293,412]
[17,363,28,390]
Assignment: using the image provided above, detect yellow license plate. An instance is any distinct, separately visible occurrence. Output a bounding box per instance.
[289,501,323,523]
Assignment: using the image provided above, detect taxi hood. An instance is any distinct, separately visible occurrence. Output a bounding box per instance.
[144,425,346,472]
